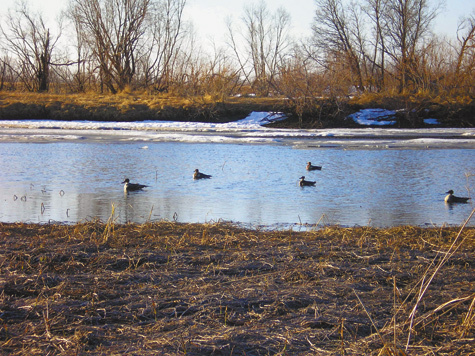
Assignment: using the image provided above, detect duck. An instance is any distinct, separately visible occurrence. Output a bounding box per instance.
[299,176,316,187]
[193,169,212,179]
[306,162,322,171]
[122,178,148,192]
[445,190,470,204]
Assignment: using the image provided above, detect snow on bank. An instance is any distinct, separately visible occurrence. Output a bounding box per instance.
[348,108,441,126]
[0,111,286,131]
[348,108,397,126]
[423,118,440,125]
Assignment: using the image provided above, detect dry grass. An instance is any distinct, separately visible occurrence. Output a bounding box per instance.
[0,92,285,123]
[1,221,474,355]
[1,91,473,127]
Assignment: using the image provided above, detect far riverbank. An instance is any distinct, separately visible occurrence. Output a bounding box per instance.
[0,92,473,128]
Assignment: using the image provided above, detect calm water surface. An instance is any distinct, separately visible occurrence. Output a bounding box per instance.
[0,142,474,228]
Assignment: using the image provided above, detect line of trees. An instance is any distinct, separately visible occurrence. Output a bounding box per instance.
[0,0,474,101]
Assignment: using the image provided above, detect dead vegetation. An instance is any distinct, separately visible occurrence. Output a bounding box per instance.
[1,91,473,128]
[0,220,474,355]
[0,92,284,123]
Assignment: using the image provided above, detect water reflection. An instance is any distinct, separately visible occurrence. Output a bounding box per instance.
[0,142,473,228]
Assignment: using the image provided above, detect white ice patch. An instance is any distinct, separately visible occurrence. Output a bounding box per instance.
[0,111,474,149]
[348,108,397,126]
[424,118,440,125]
[0,111,285,131]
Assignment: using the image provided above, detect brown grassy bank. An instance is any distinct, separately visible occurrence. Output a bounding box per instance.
[1,221,474,355]
[0,92,473,128]
[0,92,283,123]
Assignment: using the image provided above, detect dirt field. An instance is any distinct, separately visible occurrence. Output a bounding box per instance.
[1,221,474,355]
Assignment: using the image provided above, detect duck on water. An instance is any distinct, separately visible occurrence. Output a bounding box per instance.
[306,162,322,171]
[122,178,148,192]
[444,190,471,204]
[299,176,316,187]
[193,169,212,180]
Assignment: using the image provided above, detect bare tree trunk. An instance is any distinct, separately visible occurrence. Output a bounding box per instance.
[0,59,6,91]
[38,31,51,92]
[0,3,61,92]
[69,0,151,93]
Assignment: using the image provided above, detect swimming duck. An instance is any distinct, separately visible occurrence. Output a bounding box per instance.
[122,178,148,192]
[299,176,316,187]
[193,169,212,179]
[306,162,322,171]
[445,190,470,204]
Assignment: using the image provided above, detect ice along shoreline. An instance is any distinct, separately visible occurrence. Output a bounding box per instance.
[0,111,474,149]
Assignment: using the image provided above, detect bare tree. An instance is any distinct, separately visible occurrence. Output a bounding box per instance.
[139,0,188,92]
[311,0,365,92]
[454,12,475,91]
[65,4,93,92]
[227,1,291,96]
[69,0,150,93]
[364,0,389,90]
[310,0,441,94]
[382,0,440,92]
[0,1,62,92]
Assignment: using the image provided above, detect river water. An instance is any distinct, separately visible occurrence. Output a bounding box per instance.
[0,117,474,228]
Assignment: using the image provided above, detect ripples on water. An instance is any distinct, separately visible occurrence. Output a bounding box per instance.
[0,142,474,228]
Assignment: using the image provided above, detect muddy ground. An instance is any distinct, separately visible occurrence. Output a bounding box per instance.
[0,222,474,355]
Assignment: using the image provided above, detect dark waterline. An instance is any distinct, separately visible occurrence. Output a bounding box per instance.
[0,142,473,228]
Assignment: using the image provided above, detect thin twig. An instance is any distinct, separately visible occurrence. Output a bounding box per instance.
[353,289,386,346]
